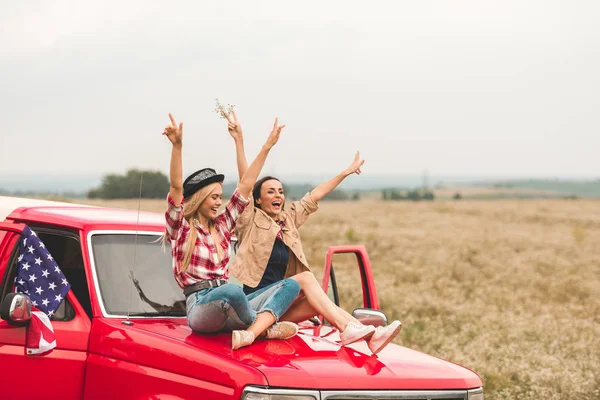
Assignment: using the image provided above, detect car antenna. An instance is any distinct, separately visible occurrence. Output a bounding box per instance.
[122,172,143,326]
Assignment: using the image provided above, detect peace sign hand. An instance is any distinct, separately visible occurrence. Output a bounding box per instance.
[265,117,285,149]
[226,110,243,142]
[162,113,183,147]
[343,151,365,176]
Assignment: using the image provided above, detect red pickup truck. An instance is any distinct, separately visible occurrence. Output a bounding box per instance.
[0,196,484,400]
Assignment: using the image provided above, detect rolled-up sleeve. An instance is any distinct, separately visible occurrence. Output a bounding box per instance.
[165,193,185,241]
[234,194,256,238]
[287,192,319,228]
[217,188,250,233]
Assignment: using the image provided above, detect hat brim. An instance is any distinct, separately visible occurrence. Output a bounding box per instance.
[183,174,224,199]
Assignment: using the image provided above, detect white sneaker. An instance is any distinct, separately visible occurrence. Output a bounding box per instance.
[367,320,402,354]
[340,322,376,345]
[232,330,255,350]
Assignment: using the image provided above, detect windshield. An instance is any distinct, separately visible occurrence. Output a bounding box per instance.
[90,233,185,317]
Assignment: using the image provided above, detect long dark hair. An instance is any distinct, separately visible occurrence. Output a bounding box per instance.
[253,176,284,209]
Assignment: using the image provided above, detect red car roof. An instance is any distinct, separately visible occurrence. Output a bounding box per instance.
[5,203,165,232]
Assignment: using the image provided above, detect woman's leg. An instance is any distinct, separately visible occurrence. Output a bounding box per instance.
[279,296,320,323]
[246,279,301,336]
[187,283,283,345]
[187,284,257,333]
[288,271,355,331]
[232,279,301,349]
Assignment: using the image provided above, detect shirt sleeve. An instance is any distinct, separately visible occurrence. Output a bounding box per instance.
[284,192,319,228]
[234,194,256,239]
[165,193,185,241]
[216,188,251,234]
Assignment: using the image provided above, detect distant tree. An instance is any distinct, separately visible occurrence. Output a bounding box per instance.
[422,190,435,201]
[88,169,169,199]
[321,189,350,201]
[352,192,360,201]
[406,190,421,201]
[453,192,462,200]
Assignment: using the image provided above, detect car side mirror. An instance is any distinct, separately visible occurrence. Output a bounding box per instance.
[352,308,388,327]
[0,293,32,326]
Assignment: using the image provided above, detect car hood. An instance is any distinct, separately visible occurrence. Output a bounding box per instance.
[132,320,482,390]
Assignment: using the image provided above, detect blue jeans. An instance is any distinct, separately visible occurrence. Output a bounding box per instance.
[186,279,300,333]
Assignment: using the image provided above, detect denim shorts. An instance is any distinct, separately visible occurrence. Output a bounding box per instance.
[186,279,300,334]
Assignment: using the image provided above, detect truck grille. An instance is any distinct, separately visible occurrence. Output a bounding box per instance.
[320,390,468,400]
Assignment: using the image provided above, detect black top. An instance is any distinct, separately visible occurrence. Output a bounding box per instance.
[243,238,290,295]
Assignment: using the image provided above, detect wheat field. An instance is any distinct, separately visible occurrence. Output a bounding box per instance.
[82,197,600,400]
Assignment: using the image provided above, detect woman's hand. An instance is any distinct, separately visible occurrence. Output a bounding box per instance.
[343,151,365,176]
[163,113,183,147]
[265,118,285,149]
[227,110,243,142]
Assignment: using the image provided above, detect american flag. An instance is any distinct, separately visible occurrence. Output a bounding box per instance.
[14,226,71,355]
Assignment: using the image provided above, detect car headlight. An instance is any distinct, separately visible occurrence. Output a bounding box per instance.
[242,386,319,400]
[468,387,484,400]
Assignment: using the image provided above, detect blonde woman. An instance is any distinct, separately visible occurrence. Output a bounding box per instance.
[163,113,300,350]
[227,121,402,354]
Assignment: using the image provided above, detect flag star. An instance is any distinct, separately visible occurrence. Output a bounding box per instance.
[48,310,54,317]
[34,257,43,265]
[41,269,50,278]
[23,237,28,245]
[25,290,30,294]
[35,286,44,295]
[42,298,50,306]
[31,300,38,307]
[27,245,34,254]
[46,253,53,261]
[17,278,25,286]
[54,265,61,273]
[48,282,57,290]
[39,242,45,249]
[31,230,37,236]
[22,262,30,271]
[62,278,69,286]
[54,294,63,302]
[28,274,37,283]
[18,254,24,262]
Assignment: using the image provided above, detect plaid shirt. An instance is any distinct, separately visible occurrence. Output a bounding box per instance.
[165,188,250,288]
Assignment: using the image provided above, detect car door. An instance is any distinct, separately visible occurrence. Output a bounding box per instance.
[319,245,389,327]
[0,222,91,400]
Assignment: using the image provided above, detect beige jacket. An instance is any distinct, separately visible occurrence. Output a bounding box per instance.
[230,192,319,287]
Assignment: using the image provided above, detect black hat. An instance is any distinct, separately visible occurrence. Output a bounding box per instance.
[183,168,225,199]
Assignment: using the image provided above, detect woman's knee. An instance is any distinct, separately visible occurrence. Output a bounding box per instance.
[282,278,301,297]
[293,271,318,287]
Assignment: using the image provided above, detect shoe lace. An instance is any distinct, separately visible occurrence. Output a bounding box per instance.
[346,322,364,331]
[374,325,386,334]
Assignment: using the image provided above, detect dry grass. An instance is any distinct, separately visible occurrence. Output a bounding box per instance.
[83,198,600,399]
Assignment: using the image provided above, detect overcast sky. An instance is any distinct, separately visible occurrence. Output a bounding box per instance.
[1,1,598,181]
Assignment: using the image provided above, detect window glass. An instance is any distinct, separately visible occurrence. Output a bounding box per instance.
[91,234,185,316]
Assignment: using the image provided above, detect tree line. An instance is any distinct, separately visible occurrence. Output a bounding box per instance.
[87,170,363,200]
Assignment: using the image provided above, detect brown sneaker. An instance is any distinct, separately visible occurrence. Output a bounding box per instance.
[264,322,299,340]
[232,330,255,350]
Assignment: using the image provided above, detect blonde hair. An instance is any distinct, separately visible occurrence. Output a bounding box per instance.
[162,182,223,273]
[168,182,225,274]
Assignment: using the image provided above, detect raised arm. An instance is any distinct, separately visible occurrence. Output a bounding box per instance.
[310,151,365,202]
[226,110,249,180]
[163,113,184,206]
[237,118,285,199]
